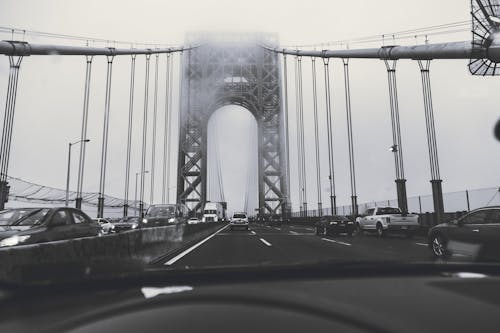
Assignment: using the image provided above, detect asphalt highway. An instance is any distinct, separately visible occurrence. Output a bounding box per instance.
[164,223,432,268]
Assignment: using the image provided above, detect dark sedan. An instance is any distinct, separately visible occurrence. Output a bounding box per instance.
[428,206,500,260]
[315,215,355,237]
[0,207,101,247]
[113,216,140,232]
[142,204,188,227]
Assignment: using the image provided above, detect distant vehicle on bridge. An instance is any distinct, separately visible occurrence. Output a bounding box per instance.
[142,204,189,227]
[93,218,115,234]
[0,207,101,247]
[202,202,226,223]
[315,215,355,237]
[230,212,249,231]
[356,207,419,238]
[113,216,140,232]
[428,206,500,260]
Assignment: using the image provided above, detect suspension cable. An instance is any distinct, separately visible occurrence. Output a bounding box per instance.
[311,57,322,216]
[282,54,291,213]
[150,53,159,205]
[294,56,303,214]
[123,54,136,216]
[322,56,337,215]
[97,55,114,218]
[162,53,171,204]
[139,54,151,217]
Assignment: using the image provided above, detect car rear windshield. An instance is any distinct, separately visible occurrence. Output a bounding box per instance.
[233,214,246,218]
[376,208,401,215]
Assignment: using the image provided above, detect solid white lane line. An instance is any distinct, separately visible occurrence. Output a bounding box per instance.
[259,238,272,246]
[415,242,428,246]
[164,225,229,265]
[321,238,352,246]
[250,231,256,235]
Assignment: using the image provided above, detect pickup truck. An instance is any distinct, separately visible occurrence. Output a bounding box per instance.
[356,207,419,237]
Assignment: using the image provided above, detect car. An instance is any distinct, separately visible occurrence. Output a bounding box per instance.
[92,217,115,234]
[188,217,201,224]
[142,204,189,227]
[230,212,249,230]
[113,216,140,232]
[428,206,500,260]
[0,207,101,247]
[356,206,419,237]
[315,215,355,236]
[268,214,283,226]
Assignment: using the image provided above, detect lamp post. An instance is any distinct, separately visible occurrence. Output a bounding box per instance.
[135,170,149,216]
[66,139,90,207]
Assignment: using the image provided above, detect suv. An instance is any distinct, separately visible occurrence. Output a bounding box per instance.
[230,212,249,230]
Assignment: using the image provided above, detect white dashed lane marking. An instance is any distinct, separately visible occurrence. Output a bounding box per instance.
[321,238,352,246]
[259,238,272,247]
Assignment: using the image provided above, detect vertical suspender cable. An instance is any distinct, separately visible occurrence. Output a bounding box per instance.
[123,54,136,217]
[0,55,23,210]
[150,53,159,205]
[162,53,171,204]
[294,56,303,215]
[76,55,93,209]
[297,57,308,215]
[311,57,322,216]
[97,54,114,218]
[167,53,175,203]
[139,54,151,217]
[282,54,291,216]
[384,59,408,213]
[322,56,337,215]
[342,58,358,217]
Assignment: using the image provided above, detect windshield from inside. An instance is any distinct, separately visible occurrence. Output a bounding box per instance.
[1,0,500,289]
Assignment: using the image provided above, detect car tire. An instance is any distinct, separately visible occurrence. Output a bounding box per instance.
[315,227,321,236]
[430,233,449,258]
[376,223,385,238]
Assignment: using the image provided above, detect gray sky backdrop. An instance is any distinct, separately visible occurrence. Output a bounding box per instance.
[0,0,499,215]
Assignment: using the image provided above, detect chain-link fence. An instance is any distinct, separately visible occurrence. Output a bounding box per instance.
[292,186,500,217]
[4,175,147,218]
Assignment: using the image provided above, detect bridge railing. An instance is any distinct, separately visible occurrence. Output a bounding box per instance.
[292,186,500,217]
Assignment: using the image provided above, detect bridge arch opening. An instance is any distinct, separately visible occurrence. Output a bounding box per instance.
[206,105,258,217]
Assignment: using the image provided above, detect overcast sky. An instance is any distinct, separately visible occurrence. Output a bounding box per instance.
[0,0,499,215]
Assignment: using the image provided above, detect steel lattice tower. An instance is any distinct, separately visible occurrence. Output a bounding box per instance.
[176,33,289,216]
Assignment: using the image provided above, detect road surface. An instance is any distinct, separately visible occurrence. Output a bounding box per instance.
[163,223,431,268]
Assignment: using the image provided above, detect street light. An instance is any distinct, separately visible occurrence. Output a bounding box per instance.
[66,139,90,206]
[135,170,149,216]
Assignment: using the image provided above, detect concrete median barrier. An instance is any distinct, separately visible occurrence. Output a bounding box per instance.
[0,222,224,283]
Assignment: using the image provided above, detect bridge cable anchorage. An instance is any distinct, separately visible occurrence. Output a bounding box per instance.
[0,55,23,209]
[123,54,136,217]
[417,59,444,223]
[150,53,160,205]
[294,56,304,215]
[282,54,291,217]
[139,53,152,217]
[97,54,115,218]
[342,58,358,217]
[76,55,94,210]
[383,59,408,213]
[162,53,171,204]
[322,57,337,215]
[311,57,322,216]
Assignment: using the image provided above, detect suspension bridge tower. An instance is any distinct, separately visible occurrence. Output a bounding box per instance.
[176,33,290,216]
